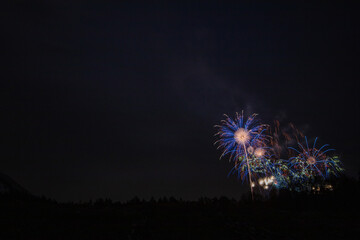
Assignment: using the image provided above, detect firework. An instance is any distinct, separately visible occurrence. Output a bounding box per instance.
[228,148,274,183]
[288,137,344,182]
[324,155,343,178]
[215,111,269,199]
[269,159,292,189]
[214,112,345,197]
[269,120,305,159]
[214,111,268,161]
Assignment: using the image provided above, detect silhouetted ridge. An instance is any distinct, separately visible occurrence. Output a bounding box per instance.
[0,172,29,195]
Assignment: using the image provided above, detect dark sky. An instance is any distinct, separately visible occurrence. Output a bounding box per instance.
[1,1,359,202]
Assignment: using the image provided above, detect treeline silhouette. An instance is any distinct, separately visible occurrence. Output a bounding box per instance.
[1,175,359,240]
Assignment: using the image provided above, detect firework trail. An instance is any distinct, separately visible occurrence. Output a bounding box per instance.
[267,121,305,190]
[269,120,304,159]
[215,111,269,199]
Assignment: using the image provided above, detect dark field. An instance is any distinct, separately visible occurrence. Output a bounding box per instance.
[1,178,360,240]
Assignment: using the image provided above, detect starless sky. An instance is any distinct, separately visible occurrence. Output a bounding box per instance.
[1,1,359,202]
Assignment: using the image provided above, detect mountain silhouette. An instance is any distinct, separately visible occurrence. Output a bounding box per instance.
[0,172,29,195]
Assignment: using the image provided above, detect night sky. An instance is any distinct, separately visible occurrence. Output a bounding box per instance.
[1,1,359,202]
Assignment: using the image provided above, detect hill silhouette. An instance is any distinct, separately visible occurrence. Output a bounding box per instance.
[0,172,29,195]
[1,174,359,240]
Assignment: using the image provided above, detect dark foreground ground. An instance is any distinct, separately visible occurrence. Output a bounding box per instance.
[1,178,360,240]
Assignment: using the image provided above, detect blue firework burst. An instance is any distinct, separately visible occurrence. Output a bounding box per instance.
[288,136,343,181]
[214,111,268,162]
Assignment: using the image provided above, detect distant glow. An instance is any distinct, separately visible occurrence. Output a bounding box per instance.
[324,184,333,191]
[258,176,275,189]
